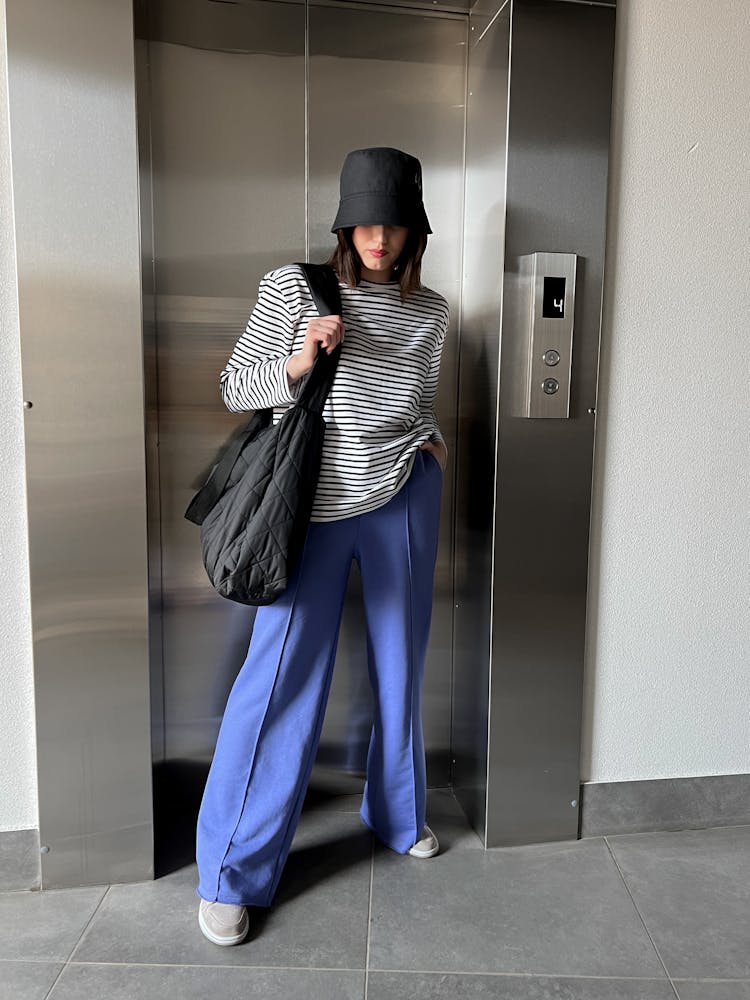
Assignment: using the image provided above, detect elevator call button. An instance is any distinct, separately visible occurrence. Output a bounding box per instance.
[543,349,560,366]
[542,378,559,395]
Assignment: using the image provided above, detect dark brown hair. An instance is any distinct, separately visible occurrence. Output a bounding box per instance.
[325,227,428,301]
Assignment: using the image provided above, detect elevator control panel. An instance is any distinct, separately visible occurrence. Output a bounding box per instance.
[513,252,577,418]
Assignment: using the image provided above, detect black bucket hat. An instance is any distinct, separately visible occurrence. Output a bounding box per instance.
[331,146,432,234]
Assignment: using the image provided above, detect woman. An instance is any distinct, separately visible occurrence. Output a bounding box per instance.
[196,146,449,946]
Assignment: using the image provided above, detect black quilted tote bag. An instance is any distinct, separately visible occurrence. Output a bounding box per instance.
[184,262,342,605]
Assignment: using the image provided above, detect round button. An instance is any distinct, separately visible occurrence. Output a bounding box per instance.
[542,378,559,395]
[542,349,560,366]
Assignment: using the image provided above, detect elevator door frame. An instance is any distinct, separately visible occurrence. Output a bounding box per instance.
[7,0,615,890]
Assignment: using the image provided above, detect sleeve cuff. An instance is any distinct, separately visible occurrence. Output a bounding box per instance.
[275,356,302,405]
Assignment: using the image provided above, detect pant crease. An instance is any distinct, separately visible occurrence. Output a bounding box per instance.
[405,471,419,845]
[212,537,310,902]
[263,576,349,904]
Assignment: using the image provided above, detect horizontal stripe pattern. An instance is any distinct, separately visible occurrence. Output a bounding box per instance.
[219,263,449,521]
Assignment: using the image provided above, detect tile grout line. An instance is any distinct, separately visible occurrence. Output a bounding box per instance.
[16,958,750,982]
[363,834,375,1000]
[603,836,681,1000]
[355,968,742,982]
[41,883,113,1000]
[3,958,372,972]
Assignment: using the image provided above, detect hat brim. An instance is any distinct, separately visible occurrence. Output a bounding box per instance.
[331,193,432,234]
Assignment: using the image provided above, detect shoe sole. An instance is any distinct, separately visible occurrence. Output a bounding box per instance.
[198,904,250,946]
[408,844,439,859]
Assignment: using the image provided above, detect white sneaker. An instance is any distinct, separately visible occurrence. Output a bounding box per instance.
[198,897,249,946]
[408,824,439,858]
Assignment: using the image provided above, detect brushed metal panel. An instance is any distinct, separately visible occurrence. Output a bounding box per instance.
[202,0,471,15]
[324,0,471,13]
[145,5,306,295]
[139,0,306,798]
[452,0,511,839]
[139,0,303,56]
[134,29,166,768]
[6,0,153,886]
[486,0,615,845]
[309,4,467,784]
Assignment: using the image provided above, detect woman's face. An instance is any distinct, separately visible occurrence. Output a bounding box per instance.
[351,224,409,281]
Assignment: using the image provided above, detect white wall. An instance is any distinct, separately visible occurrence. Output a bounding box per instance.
[582,0,750,781]
[1,0,749,833]
[0,0,38,832]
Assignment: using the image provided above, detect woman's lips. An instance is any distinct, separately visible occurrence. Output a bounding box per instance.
[369,250,387,257]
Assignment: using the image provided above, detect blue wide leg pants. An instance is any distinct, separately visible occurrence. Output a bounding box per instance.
[195,448,443,907]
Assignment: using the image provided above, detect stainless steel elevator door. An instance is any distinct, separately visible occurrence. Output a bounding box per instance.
[142,1,306,783]
[140,0,466,802]
[307,4,466,783]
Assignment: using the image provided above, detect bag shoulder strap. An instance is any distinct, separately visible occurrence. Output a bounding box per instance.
[293,263,343,414]
[184,409,272,525]
[184,262,341,525]
[296,261,342,317]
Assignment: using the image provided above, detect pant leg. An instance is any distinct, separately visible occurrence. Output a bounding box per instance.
[355,449,443,853]
[195,515,356,907]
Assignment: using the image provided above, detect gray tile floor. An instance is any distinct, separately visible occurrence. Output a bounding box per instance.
[2,787,750,1000]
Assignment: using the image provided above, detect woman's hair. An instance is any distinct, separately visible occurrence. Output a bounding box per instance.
[325,227,428,301]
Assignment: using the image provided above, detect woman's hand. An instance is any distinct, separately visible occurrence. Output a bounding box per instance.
[419,438,448,472]
[286,316,345,384]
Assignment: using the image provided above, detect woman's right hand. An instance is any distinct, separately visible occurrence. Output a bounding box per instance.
[286,315,345,384]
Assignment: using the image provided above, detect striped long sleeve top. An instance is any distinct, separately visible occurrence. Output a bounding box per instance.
[219,263,449,522]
